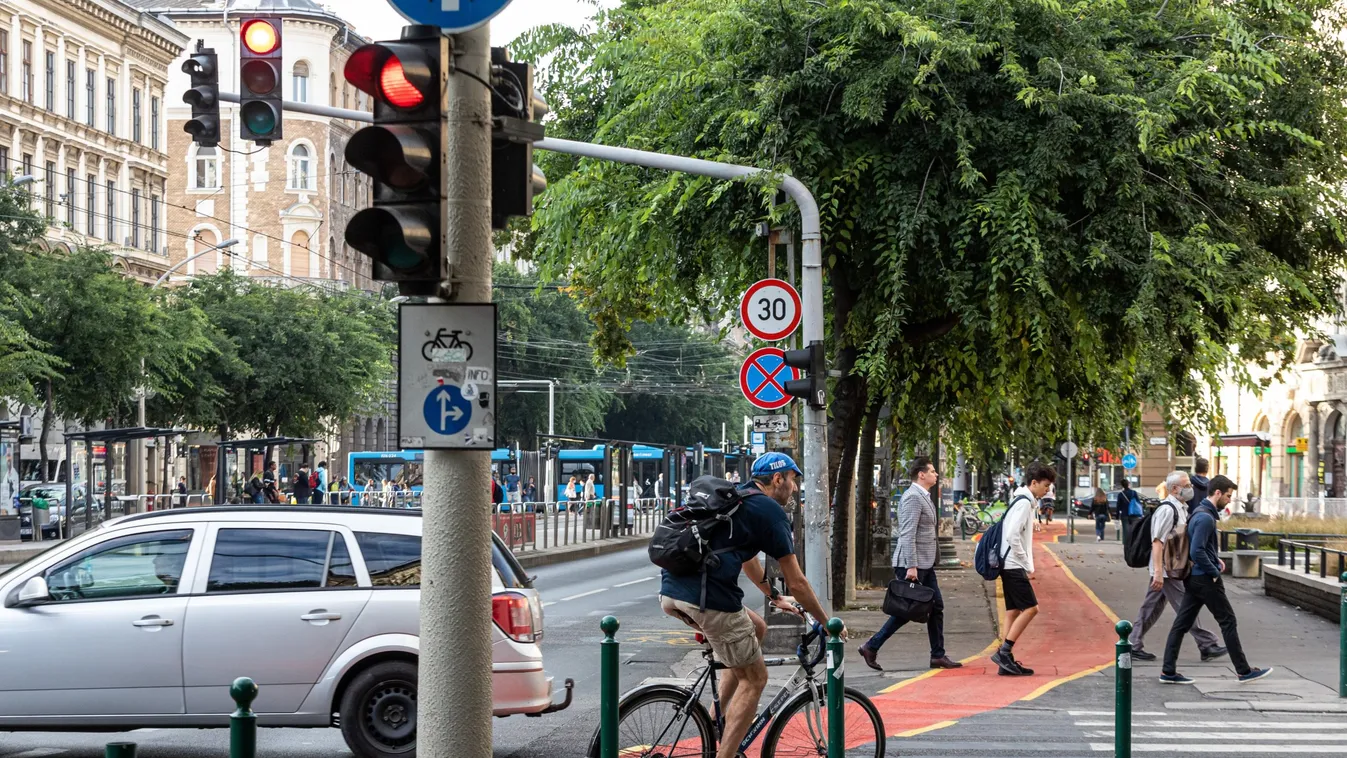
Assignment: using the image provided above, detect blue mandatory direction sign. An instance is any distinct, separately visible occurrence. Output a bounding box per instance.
[423,384,473,436]
[386,0,515,33]
[1122,453,1138,470]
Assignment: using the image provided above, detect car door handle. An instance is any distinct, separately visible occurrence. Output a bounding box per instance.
[132,616,174,628]
[300,611,342,621]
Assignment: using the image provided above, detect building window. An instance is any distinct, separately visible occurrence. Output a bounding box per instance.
[106,77,115,134]
[150,96,160,150]
[150,195,159,254]
[105,179,115,242]
[0,148,8,177]
[44,51,53,110]
[193,145,220,190]
[287,143,311,191]
[0,31,8,96]
[85,69,94,125]
[21,154,31,197]
[65,167,76,226]
[292,61,309,103]
[43,162,54,218]
[21,40,32,103]
[86,174,96,236]
[131,188,141,248]
[66,60,75,118]
[132,88,142,143]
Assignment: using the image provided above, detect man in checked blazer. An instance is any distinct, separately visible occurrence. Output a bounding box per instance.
[857,456,963,670]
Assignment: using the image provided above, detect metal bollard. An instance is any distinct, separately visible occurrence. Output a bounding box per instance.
[104,743,137,758]
[230,676,258,758]
[1115,620,1133,758]
[599,616,620,758]
[1340,572,1347,698]
[826,617,846,758]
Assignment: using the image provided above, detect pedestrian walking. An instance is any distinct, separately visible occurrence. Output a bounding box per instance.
[262,461,280,503]
[1188,457,1210,516]
[990,462,1054,676]
[1161,475,1272,684]
[246,470,265,504]
[857,456,963,672]
[336,477,351,505]
[292,465,312,505]
[362,477,380,507]
[583,472,597,502]
[1090,487,1110,541]
[312,461,328,505]
[175,476,188,508]
[1127,470,1226,662]
[564,475,579,506]
[1119,477,1143,534]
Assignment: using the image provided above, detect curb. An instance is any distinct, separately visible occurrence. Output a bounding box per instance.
[511,535,648,569]
[0,543,58,565]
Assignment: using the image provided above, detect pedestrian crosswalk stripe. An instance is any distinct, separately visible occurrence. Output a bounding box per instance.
[1092,744,1347,753]
[1075,721,1347,729]
[1085,731,1347,741]
[1068,710,1167,716]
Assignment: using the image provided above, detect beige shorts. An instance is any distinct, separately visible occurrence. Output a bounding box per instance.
[659,595,761,669]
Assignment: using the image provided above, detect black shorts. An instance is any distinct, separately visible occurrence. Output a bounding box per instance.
[1001,568,1038,611]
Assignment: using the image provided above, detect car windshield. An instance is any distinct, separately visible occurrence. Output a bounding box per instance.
[20,486,63,500]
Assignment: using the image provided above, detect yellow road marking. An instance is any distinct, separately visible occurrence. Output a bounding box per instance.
[878,667,943,694]
[1020,661,1116,701]
[893,720,958,738]
[1042,542,1121,623]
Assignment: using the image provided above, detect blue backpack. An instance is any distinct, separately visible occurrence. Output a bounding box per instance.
[974,495,1032,580]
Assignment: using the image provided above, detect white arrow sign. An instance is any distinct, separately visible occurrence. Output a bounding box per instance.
[438,389,465,428]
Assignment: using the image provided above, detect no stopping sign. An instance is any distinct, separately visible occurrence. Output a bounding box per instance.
[740,279,802,342]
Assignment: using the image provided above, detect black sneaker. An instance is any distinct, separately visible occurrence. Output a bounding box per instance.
[1160,672,1195,684]
[1238,667,1274,683]
[1012,659,1035,676]
[990,650,1022,675]
[1201,646,1228,662]
[1131,649,1157,661]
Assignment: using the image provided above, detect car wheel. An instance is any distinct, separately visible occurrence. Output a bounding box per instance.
[339,660,417,757]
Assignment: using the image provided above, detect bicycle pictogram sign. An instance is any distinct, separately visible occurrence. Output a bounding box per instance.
[739,347,799,410]
[422,328,474,362]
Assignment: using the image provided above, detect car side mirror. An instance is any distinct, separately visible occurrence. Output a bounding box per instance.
[13,576,50,607]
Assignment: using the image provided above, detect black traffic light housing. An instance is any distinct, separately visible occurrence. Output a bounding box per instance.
[343,26,448,295]
[783,341,826,409]
[491,48,546,230]
[182,41,219,147]
[239,17,283,144]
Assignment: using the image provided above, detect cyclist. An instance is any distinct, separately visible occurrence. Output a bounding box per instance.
[658,452,839,758]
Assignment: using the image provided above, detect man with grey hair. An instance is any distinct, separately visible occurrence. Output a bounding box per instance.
[1128,470,1227,662]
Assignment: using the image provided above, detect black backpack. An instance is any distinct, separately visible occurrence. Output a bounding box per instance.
[1125,500,1175,568]
[648,475,744,611]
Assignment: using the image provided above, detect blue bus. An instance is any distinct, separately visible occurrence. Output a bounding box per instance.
[347,449,514,503]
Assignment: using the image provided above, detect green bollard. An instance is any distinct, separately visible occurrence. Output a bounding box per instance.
[230,676,258,758]
[1115,620,1133,758]
[104,743,137,758]
[826,617,846,758]
[600,616,620,758]
[1340,573,1346,698]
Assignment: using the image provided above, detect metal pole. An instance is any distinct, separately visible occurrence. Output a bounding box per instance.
[419,25,493,758]
[229,677,257,758]
[104,743,137,758]
[599,615,620,758]
[1115,620,1133,758]
[1339,572,1346,698]
[534,136,832,611]
[826,617,845,758]
[1068,420,1075,543]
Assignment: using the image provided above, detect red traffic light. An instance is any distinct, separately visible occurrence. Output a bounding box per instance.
[242,19,279,55]
[379,58,424,109]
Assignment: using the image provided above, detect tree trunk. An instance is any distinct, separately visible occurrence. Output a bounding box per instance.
[826,259,866,606]
[855,400,882,587]
[38,380,53,479]
[829,377,866,605]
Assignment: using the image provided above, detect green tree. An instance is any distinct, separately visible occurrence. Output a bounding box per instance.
[150,270,395,441]
[514,0,1347,599]
[0,186,60,405]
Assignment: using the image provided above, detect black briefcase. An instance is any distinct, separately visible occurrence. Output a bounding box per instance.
[882,579,936,623]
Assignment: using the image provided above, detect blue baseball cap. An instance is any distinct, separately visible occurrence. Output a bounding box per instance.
[752,452,802,478]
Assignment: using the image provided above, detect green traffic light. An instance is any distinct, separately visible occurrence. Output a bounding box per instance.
[240,102,276,136]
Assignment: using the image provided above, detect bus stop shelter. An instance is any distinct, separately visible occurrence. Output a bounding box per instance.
[214,436,316,504]
[64,426,195,536]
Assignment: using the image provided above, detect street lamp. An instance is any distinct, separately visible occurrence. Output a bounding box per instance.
[7,174,36,187]
[134,237,239,497]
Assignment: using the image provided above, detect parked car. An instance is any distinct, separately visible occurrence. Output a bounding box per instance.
[16,483,85,540]
[1072,491,1120,519]
[0,506,570,758]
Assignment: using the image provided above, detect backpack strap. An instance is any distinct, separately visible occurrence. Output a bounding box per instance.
[698,545,741,612]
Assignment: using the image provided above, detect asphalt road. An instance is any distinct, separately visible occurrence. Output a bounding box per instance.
[0,546,717,757]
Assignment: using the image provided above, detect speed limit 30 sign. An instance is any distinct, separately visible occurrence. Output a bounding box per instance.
[740,278,802,342]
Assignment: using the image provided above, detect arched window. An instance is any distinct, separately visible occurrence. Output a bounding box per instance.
[287,143,312,191]
[192,145,220,190]
[292,61,309,103]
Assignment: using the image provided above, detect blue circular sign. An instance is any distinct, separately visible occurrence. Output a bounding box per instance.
[424,384,473,436]
[386,0,515,33]
[1122,453,1138,470]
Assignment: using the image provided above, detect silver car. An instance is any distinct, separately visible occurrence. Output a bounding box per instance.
[0,506,571,757]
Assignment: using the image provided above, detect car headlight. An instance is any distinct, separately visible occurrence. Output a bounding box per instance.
[49,512,60,524]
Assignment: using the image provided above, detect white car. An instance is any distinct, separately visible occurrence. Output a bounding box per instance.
[0,506,571,758]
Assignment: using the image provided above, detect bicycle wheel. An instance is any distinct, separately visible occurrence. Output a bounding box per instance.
[585,685,716,758]
[761,686,885,758]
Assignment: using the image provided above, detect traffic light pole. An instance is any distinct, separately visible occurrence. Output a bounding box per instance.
[418,25,495,758]
[531,136,833,610]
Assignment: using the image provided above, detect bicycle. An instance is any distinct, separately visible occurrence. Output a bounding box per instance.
[421,328,474,362]
[586,610,886,758]
[955,500,1000,534]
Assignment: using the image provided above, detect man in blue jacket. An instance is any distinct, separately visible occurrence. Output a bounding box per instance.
[1188,458,1210,516]
[1159,475,1272,684]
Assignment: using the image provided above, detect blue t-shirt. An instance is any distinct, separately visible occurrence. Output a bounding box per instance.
[505,474,520,492]
[659,486,795,613]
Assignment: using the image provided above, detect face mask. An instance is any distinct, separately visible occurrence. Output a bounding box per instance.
[1177,486,1195,502]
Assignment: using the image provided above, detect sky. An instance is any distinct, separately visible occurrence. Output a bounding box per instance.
[320,0,612,47]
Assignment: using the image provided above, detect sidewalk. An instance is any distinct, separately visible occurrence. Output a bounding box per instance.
[0,540,59,566]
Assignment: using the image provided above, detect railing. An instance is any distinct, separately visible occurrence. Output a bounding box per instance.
[489,498,669,554]
[1276,538,1347,582]
[1219,529,1347,552]
[1256,496,1347,519]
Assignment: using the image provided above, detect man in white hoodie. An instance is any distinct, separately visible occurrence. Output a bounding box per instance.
[991,461,1055,676]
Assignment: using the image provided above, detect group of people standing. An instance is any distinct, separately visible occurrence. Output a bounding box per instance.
[243,461,348,505]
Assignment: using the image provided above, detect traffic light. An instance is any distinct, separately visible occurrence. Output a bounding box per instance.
[238,17,283,143]
[343,26,447,293]
[490,48,547,230]
[783,341,827,409]
[182,41,219,147]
